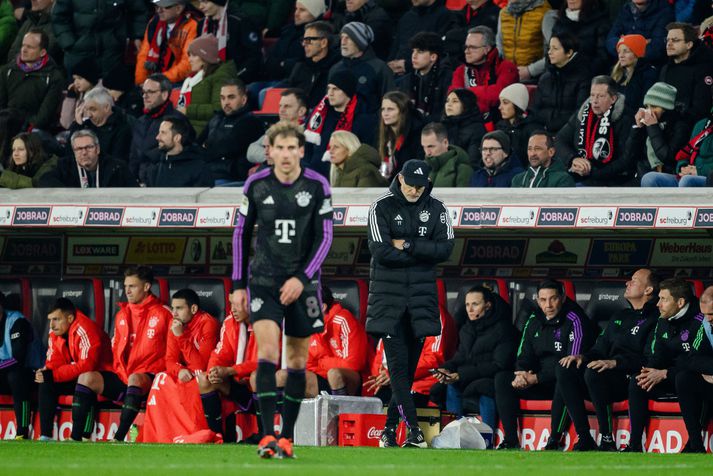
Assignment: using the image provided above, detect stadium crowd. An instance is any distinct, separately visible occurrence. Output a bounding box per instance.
[0,0,711,188]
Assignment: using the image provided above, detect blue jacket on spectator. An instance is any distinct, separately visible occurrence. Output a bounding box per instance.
[605,0,673,65]
[470,156,524,188]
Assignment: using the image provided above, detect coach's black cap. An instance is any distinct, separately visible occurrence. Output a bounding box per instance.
[400,159,431,187]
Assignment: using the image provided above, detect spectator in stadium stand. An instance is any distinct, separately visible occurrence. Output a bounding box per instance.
[449,26,518,122]
[0,132,54,188]
[195,0,262,84]
[675,286,713,453]
[530,32,592,134]
[304,70,375,178]
[420,122,473,187]
[328,130,388,187]
[262,0,325,85]
[329,21,395,114]
[626,83,689,185]
[555,75,635,186]
[605,0,673,66]
[365,158,455,448]
[228,0,294,36]
[176,34,238,136]
[523,0,610,81]
[134,0,198,87]
[39,129,138,187]
[456,0,501,39]
[129,74,189,182]
[429,286,516,432]
[470,130,524,187]
[68,87,134,160]
[575,269,660,451]
[198,297,257,440]
[496,0,552,77]
[145,116,213,187]
[198,78,264,185]
[52,0,147,75]
[495,279,595,450]
[0,291,36,440]
[103,64,144,119]
[286,21,341,109]
[386,0,457,76]
[701,15,713,51]
[511,131,576,187]
[246,88,308,165]
[6,0,60,65]
[59,57,101,131]
[442,89,487,168]
[396,32,452,121]
[621,278,705,452]
[610,34,657,112]
[0,1,17,61]
[275,285,368,397]
[377,91,425,180]
[70,267,172,443]
[659,22,713,125]
[0,28,63,131]
[335,0,392,60]
[35,298,113,441]
[496,83,537,167]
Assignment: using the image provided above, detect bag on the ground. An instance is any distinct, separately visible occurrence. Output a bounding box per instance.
[431,416,492,449]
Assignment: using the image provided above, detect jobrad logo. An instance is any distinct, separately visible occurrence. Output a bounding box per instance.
[86,207,123,226]
[333,207,347,226]
[537,208,577,226]
[13,207,50,225]
[159,208,197,227]
[616,208,656,227]
[459,207,500,226]
[695,208,713,227]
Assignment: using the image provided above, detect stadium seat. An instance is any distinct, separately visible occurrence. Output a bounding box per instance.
[510,279,576,331]
[0,277,31,318]
[686,279,704,298]
[448,278,510,329]
[254,88,285,116]
[327,278,368,324]
[168,277,231,321]
[574,280,627,330]
[29,279,60,343]
[55,278,106,330]
[445,0,466,9]
[525,84,537,107]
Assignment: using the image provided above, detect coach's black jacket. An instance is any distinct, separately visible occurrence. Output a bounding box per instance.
[584,299,659,375]
[443,295,517,386]
[365,179,454,338]
[516,299,594,384]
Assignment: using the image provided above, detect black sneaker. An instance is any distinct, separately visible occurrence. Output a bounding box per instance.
[543,436,563,451]
[379,427,398,448]
[598,435,617,452]
[619,444,642,453]
[681,442,706,453]
[496,439,520,450]
[572,435,598,451]
[401,427,427,448]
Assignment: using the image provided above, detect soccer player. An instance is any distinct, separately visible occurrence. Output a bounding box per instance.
[36,298,112,441]
[71,266,172,442]
[231,121,333,459]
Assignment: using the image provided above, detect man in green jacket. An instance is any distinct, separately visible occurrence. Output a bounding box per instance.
[0,28,64,130]
[421,122,473,187]
[511,131,575,188]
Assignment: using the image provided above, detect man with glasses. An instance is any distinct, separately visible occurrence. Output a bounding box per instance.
[470,130,523,187]
[449,25,517,121]
[129,73,191,183]
[135,0,198,86]
[511,131,575,187]
[39,129,138,187]
[420,122,473,187]
[287,21,340,109]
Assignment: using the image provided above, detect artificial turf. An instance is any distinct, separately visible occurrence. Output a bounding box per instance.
[0,441,711,476]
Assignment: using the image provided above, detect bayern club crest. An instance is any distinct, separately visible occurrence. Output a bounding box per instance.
[148,316,159,328]
[419,210,430,223]
[295,191,312,207]
[251,298,264,313]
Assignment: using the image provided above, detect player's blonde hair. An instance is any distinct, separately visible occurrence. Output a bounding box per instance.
[266,121,305,147]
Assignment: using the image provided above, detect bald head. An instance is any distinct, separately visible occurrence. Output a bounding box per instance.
[700,286,713,321]
[624,268,657,309]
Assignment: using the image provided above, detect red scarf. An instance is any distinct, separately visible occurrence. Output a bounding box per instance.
[201,2,228,62]
[146,14,190,72]
[305,95,358,144]
[143,99,171,118]
[382,135,405,178]
[464,49,497,88]
[702,25,713,51]
[577,102,615,164]
[16,53,49,73]
[676,117,713,166]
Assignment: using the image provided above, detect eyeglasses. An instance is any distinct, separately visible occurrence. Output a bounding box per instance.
[302,36,325,44]
[481,146,503,154]
[142,89,161,96]
[72,144,97,153]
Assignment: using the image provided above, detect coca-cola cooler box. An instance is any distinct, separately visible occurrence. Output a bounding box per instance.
[293,394,383,446]
[339,408,443,447]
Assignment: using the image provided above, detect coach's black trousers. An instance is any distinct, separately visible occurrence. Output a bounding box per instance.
[675,370,713,451]
[584,368,629,436]
[627,375,676,449]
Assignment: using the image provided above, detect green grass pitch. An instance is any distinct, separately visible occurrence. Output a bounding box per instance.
[1,441,711,476]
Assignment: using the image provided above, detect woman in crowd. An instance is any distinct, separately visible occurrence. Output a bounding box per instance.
[377,91,424,180]
[610,34,657,112]
[60,58,101,130]
[442,89,487,168]
[329,131,388,188]
[178,34,237,135]
[496,83,537,167]
[0,133,53,189]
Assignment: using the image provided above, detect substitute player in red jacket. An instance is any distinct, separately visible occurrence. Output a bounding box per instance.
[71,266,172,442]
[35,298,112,441]
[198,301,258,437]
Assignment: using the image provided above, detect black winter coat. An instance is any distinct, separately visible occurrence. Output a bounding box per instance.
[496,114,539,168]
[658,44,713,125]
[144,145,213,187]
[388,0,458,65]
[70,108,134,161]
[550,9,611,75]
[442,109,487,168]
[198,105,264,182]
[263,22,305,81]
[365,179,455,339]
[339,0,393,60]
[584,299,659,374]
[614,60,657,112]
[516,299,595,384]
[397,62,453,121]
[443,295,518,387]
[624,109,691,178]
[287,48,342,109]
[39,154,139,188]
[329,49,396,113]
[532,53,592,134]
